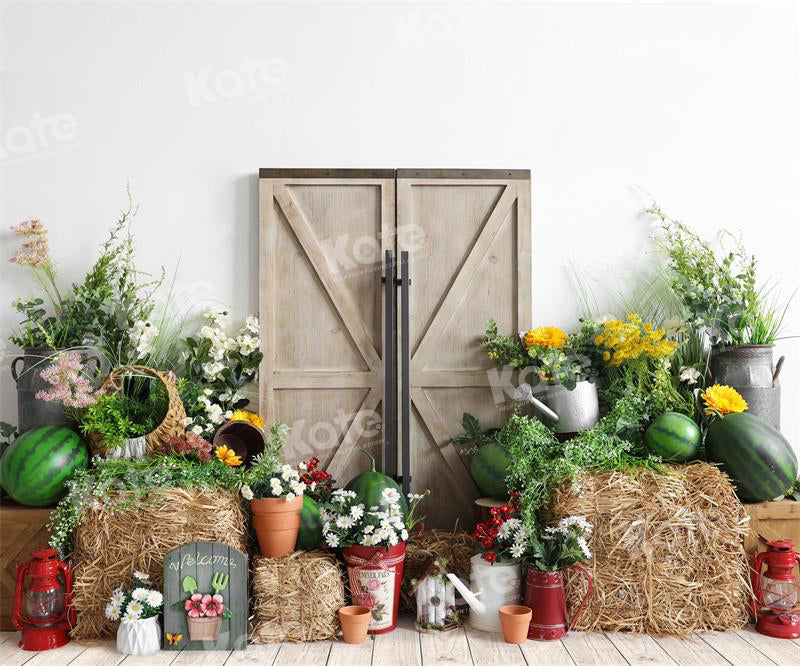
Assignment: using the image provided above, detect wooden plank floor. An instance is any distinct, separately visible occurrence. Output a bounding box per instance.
[1,619,797,665]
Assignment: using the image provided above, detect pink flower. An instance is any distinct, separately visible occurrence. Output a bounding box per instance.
[9,220,51,268]
[367,579,380,591]
[201,594,224,617]
[362,595,375,609]
[185,593,203,618]
[35,352,97,408]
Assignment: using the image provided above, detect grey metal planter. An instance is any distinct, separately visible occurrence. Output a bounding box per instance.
[709,345,784,429]
[10,347,100,435]
[531,380,600,434]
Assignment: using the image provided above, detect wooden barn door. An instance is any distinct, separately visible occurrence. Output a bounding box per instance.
[259,169,395,482]
[396,170,532,528]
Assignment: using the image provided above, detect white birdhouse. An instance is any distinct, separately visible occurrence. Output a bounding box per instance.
[411,558,459,631]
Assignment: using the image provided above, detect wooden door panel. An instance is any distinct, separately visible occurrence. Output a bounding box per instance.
[397,172,531,528]
[260,173,395,482]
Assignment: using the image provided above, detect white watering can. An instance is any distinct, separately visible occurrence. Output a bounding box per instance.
[446,554,523,632]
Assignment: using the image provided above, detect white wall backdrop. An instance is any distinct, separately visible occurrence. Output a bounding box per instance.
[1,1,798,450]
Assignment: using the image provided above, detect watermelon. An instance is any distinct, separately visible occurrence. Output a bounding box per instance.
[471,441,512,499]
[297,495,323,550]
[345,450,408,517]
[706,412,798,502]
[644,412,701,462]
[0,426,88,507]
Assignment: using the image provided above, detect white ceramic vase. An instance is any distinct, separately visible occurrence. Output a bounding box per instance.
[106,435,148,460]
[116,616,161,656]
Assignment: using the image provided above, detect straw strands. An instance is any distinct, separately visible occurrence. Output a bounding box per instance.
[70,487,247,639]
[549,462,751,636]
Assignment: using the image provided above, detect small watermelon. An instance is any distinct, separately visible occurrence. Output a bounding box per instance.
[345,450,408,517]
[644,412,701,462]
[297,495,323,550]
[706,412,798,502]
[0,426,88,507]
[471,441,512,499]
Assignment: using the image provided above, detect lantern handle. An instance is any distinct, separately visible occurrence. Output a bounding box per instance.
[568,562,593,630]
[12,562,29,631]
[752,551,768,610]
[58,560,76,629]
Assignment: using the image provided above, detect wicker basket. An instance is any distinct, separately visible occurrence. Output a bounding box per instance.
[87,365,186,458]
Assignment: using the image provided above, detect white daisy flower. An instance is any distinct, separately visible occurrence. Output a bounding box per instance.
[510,543,525,558]
[110,590,125,607]
[381,487,401,504]
[400,529,409,541]
[122,610,140,623]
[126,600,144,618]
[191,424,203,435]
[133,571,150,582]
[325,533,340,548]
[241,485,254,500]
[105,603,121,620]
[350,505,364,519]
[147,590,163,608]
[336,516,355,529]
[286,492,296,501]
[131,588,149,602]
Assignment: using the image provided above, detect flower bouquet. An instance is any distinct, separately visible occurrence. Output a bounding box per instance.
[106,571,163,656]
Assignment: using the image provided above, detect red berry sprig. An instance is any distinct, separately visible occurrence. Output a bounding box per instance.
[471,500,517,564]
[297,456,335,502]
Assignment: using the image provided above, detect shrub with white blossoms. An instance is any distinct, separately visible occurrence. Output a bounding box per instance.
[105,571,163,623]
[241,463,306,501]
[320,488,429,549]
[526,515,593,572]
[181,308,262,438]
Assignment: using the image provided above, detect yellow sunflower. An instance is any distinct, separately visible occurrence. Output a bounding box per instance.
[215,445,243,467]
[523,326,568,350]
[701,385,748,415]
[230,409,265,430]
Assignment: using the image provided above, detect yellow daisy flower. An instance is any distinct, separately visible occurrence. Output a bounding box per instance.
[215,445,243,467]
[701,385,748,415]
[230,409,265,430]
[524,326,568,350]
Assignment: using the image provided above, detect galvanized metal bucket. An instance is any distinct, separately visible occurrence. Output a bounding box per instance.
[530,380,600,434]
[709,345,785,430]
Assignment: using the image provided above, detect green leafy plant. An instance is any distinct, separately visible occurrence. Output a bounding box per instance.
[524,516,593,572]
[239,422,290,499]
[649,202,793,349]
[451,412,498,454]
[76,385,168,449]
[9,191,164,357]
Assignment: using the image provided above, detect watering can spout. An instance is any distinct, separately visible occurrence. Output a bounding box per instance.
[446,573,486,615]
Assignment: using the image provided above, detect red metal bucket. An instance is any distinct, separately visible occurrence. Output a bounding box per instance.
[343,542,406,634]
[524,564,592,640]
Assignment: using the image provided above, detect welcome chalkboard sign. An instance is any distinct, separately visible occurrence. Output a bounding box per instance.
[163,541,248,651]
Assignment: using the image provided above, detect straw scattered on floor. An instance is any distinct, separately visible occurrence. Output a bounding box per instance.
[251,550,344,643]
[548,462,751,636]
[70,487,247,640]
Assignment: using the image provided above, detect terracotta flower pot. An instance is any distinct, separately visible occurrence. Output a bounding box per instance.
[498,605,532,644]
[186,615,222,642]
[338,605,371,644]
[251,495,303,558]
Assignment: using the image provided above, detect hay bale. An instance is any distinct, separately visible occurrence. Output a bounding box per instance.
[251,550,344,643]
[549,462,751,636]
[401,529,474,612]
[71,487,247,640]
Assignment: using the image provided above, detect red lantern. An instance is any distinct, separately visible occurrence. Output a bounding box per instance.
[12,548,75,651]
[751,539,800,639]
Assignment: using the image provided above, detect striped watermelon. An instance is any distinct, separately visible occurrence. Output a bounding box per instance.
[706,412,797,502]
[644,412,701,462]
[0,426,88,507]
[470,442,512,499]
[297,495,323,550]
[345,450,408,518]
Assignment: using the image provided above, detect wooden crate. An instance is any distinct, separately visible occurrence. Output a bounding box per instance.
[743,500,800,557]
[0,500,53,630]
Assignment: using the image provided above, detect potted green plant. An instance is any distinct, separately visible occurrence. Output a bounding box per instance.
[8,198,163,433]
[650,203,795,428]
[320,487,428,634]
[106,571,163,656]
[484,319,601,433]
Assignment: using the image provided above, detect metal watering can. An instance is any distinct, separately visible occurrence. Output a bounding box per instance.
[446,554,523,632]
[515,381,600,434]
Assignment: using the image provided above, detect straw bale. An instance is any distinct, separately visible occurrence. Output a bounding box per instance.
[549,462,751,636]
[401,529,474,612]
[71,487,247,639]
[251,550,345,643]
